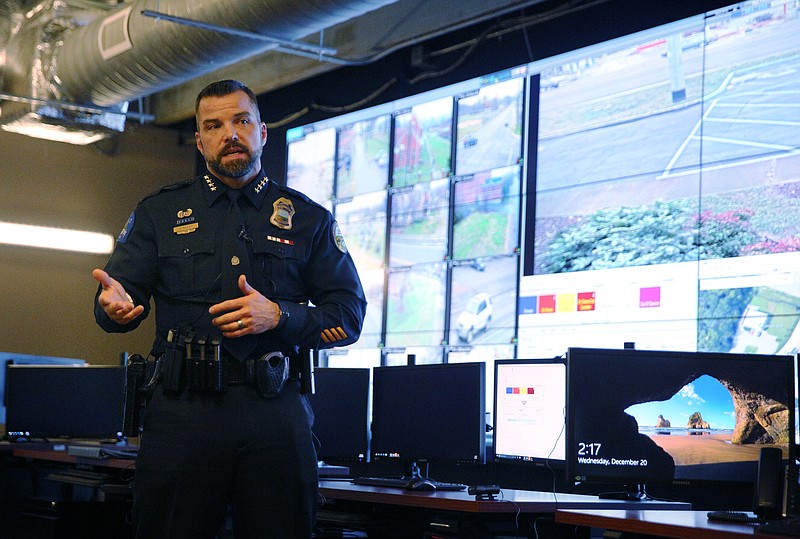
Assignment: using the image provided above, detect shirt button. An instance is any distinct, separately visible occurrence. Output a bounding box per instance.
[231,256,240,266]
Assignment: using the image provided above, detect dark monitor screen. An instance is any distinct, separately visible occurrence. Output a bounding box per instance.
[565,347,795,488]
[371,362,486,464]
[307,367,370,463]
[5,365,124,440]
[493,358,566,466]
[1,354,86,425]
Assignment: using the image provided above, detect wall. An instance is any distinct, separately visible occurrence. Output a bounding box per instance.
[0,124,196,365]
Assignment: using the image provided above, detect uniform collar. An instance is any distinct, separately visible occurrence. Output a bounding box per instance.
[201,172,270,209]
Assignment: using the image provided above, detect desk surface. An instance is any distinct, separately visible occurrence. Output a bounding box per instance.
[8,442,137,470]
[556,509,794,539]
[319,480,690,514]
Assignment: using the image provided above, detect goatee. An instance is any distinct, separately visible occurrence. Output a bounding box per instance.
[208,148,261,179]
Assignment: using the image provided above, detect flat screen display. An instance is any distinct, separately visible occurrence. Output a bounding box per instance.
[307,367,370,463]
[370,362,486,464]
[519,1,800,359]
[0,354,86,425]
[285,1,800,365]
[565,347,795,488]
[5,365,124,440]
[493,358,566,466]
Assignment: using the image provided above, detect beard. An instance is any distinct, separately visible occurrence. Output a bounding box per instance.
[207,143,261,179]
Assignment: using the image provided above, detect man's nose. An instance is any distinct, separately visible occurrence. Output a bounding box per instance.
[225,124,239,141]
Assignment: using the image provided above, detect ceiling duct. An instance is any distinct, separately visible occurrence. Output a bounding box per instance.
[0,0,127,144]
[0,0,399,144]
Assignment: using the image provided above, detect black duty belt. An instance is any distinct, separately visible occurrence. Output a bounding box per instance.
[224,358,255,385]
[159,350,291,398]
[158,328,292,397]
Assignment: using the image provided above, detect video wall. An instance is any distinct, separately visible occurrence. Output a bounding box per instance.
[286,0,800,376]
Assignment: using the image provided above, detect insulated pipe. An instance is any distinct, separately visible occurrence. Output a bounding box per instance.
[54,0,397,107]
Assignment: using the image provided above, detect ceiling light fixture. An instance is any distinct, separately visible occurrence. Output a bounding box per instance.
[0,221,115,254]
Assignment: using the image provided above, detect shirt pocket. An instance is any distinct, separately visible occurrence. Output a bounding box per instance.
[157,232,218,298]
[251,236,307,300]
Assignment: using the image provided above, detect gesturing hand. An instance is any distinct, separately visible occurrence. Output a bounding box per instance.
[92,268,144,324]
[209,275,281,337]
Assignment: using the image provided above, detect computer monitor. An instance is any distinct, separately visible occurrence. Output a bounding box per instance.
[565,347,795,498]
[5,365,124,440]
[0,353,86,425]
[370,362,486,468]
[307,367,370,463]
[493,358,566,467]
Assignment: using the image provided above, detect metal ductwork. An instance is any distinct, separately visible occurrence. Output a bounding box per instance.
[0,0,399,144]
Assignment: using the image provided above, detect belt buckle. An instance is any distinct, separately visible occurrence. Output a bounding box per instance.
[224,358,251,385]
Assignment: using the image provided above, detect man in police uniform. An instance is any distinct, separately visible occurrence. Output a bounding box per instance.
[93,79,366,539]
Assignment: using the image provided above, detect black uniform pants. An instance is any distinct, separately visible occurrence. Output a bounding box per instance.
[132,380,318,539]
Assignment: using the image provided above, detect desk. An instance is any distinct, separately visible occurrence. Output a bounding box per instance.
[319,480,691,513]
[556,509,795,539]
[11,446,136,471]
[2,443,136,539]
[4,447,694,539]
[318,480,691,538]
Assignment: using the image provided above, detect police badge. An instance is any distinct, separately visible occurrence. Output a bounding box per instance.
[270,197,295,230]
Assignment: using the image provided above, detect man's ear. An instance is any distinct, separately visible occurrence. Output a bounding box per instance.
[195,132,206,156]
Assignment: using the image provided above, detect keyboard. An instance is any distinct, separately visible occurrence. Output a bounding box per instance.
[352,476,467,491]
[706,510,760,524]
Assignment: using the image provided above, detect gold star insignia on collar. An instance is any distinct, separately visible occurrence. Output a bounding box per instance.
[254,176,268,194]
[204,175,218,192]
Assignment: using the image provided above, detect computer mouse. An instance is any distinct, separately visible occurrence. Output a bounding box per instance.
[406,478,436,491]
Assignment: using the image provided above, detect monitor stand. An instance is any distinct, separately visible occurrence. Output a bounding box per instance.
[396,460,425,481]
[399,460,438,483]
[598,483,647,501]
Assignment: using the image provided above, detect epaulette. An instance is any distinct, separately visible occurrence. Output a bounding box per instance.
[139,177,197,204]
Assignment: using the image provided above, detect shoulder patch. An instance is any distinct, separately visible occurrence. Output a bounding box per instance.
[118,211,135,243]
[332,220,347,253]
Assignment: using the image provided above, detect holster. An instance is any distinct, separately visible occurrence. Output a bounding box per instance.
[254,352,289,398]
[121,354,147,438]
[121,353,160,438]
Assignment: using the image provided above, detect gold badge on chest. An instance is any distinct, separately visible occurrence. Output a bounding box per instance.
[173,208,198,235]
[270,197,295,230]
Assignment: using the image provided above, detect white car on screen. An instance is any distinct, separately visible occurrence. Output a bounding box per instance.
[456,293,493,343]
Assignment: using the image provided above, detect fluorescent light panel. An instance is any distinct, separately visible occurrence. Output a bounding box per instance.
[0,221,114,254]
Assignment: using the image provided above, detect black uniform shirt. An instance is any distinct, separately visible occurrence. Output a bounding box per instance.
[95,173,367,357]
